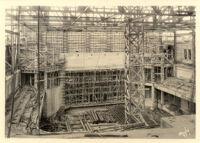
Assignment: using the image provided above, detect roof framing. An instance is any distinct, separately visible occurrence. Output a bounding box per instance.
[5,6,195,32]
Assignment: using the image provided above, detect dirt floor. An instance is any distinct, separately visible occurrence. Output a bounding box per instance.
[15,126,195,139]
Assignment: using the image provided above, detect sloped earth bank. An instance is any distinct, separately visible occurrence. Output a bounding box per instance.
[5,86,45,137]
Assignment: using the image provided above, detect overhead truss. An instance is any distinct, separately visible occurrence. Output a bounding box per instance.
[6,6,195,32]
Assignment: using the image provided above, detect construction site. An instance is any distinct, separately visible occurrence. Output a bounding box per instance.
[5,6,196,138]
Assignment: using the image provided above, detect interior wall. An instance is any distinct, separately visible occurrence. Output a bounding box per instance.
[176,65,194,81]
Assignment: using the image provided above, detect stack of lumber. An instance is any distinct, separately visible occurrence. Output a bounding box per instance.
[107,105,125,124]
[91,123,121,132]
[87,110,115,124]
[67,115,86,132]
[79,118,93,132]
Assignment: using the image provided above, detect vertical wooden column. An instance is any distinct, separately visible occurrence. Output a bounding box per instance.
[151,65,156,110]
[142,26,145,108]
[192,29,195,81]
[160,31,165,82]
[17,6,21,70]
[37,6,40,135]
[44,31,48,91]
[8,7,15,137]
[161,55,165,82]
[10,8,15,74]
[159,32,164,109]
[191,28,195,102]
[60,71,65,106]
[161,91,164,108]
[124,22,130,123]
[173,31,177,77]
[42,71,48,118]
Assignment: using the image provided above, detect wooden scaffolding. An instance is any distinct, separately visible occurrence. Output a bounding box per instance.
[63,69,125,107]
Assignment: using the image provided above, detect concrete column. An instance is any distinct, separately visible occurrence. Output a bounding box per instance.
[161,91,164,108]
[151,66,155,83]
[151,65,156,110]
[44,71,47,90]
[161,65,164,82]
[151,85,156,110]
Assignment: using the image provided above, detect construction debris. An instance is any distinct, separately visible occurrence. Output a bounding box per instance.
[107,105,125,124]
[6,86,45,136]
[40,104,160,134]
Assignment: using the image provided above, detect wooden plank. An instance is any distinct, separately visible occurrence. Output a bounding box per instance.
[131,114,141,123]
[98,125,120,132]
[79,118,86,131]
[84,120,89,131]
[151,118,158,125]
[86,121,92,132]
[138,113,149,127]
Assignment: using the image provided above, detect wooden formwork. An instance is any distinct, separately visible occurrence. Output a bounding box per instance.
[63,69,125,106]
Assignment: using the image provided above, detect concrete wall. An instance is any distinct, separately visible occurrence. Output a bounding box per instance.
[46,86,62,117]
[176,43,193,64]
[59,52,125,71]
[175,64,194,81]
[175,33,194,81]
[180,98,195,114]
[5,70,21,101]
[176,33,194,65]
